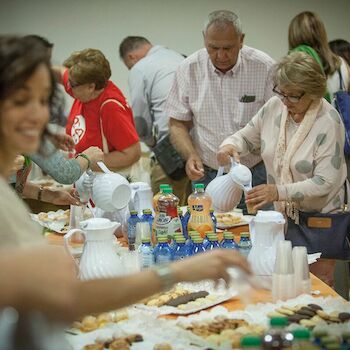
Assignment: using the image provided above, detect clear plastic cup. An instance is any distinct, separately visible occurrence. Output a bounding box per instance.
[292,246,311,295]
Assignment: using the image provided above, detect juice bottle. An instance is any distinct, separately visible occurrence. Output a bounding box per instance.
[152,184,170,211]
[187,183,213,238]
[154,187,182,241]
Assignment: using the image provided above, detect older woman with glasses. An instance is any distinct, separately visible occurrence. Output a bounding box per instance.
[217,51,348,286]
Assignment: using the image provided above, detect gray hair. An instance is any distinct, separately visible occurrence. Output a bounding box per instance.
[203,10,242,35]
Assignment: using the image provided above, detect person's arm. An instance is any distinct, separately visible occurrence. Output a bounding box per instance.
[52,66,66,85]
[31,140,104,184]
[73,249,250,318]
[129,68,155,147]
[100,100,141,171]
[103,142,141,171]
[218,99,268,165]
[169,117,204,180]
[22,181,80,205]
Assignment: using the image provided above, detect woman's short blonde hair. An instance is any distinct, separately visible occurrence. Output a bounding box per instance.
[63,48,111,89]
[274,51,327,99]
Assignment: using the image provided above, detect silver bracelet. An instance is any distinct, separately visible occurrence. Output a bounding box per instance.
[153,264,175,291]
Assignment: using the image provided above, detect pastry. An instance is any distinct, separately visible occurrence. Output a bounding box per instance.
[166,291,209,307]
[83,345,104,350]
[339,312,350,322]
[153,344,172,350]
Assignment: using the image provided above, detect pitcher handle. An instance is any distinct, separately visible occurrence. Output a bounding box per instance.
[216,167,225,177]
[64,228,86,258]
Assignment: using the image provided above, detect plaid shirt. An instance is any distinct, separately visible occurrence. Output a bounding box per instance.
[166,46,275,169]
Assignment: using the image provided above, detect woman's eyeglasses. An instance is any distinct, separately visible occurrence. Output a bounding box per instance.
[273,86,305,103]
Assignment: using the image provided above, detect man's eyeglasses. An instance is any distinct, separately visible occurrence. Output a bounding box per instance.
[273,86,305,104]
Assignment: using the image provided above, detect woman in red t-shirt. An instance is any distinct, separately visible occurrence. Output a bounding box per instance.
[53,49,140,173]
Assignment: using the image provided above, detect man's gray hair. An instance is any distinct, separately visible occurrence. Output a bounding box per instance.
[203,10,242,35]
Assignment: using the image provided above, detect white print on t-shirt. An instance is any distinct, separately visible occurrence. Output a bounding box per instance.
[71,115,86,145]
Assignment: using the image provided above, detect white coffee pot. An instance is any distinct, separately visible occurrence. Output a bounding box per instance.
[64,218,124,280]
[248,210,285,279]
[206,159,252,212]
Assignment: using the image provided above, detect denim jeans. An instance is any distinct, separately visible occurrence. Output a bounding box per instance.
[192,161,270,214]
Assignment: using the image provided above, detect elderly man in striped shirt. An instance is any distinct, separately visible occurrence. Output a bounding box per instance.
[166,10,275,212]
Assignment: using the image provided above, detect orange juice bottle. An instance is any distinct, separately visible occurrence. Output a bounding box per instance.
[152,184,170,212]
[187,183,213,238]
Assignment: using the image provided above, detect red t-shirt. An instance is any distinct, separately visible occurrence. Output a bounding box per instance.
[64,69,139,154]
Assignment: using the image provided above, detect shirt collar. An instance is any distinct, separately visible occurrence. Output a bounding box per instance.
[146,45,163,57]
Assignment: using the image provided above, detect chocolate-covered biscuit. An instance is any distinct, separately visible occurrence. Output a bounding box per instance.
[339,312,350,322]
[288,314,304,323]
[166,291,209,307]
[308,303,323,311]
[297,308,316,318]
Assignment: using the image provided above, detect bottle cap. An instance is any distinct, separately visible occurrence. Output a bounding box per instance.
[292,328,310,340]
[210,209,214,213]
[175,237,186,243]
[240,232,250,238]
[142,209,152,214]
[194,183,205,189]
[240,335,262,347]
[142,237,151,243]
[163,188,173,194]
[157,236,168,243]
[189,231,200,237]
[177,208,183,215]
[159,184,170,190]
[130,210,138,215]
[312,329,328,338]
[208,235,218,241]
[223,232,234,239]
[173,233,184,238]
[270,316,288,327]
[193,237,204,243]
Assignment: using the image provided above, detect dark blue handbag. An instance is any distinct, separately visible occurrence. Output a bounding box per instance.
[286,184,350,260]
[334,69,350,155]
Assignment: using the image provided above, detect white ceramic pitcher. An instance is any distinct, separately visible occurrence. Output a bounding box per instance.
[64,218,124,280]
[206,159,252,212]
[248,211,285,278]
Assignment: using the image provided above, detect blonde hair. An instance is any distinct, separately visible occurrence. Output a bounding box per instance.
[288,11,340,76]
[63,48,111,89]
[274,52,327,99]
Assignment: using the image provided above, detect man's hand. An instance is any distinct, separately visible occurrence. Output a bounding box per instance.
[217,145,240,165]
[186,154,204,180]
[246,184,278,210]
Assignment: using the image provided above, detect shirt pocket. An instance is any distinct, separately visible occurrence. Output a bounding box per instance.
[236,101,262,128]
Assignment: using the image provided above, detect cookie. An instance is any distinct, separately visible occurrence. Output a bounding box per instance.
[317,310,330,320]
[267,311,285,318]
[297,308,316,318]
[276,307,294,316]
[300,319,316,328]
[339,312,350,322]
[308,303,323,311]
[287,314,305,323]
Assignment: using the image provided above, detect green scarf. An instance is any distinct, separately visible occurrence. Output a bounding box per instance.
[289,45,331,103]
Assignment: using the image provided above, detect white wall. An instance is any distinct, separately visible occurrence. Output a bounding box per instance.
[0,0,349,98]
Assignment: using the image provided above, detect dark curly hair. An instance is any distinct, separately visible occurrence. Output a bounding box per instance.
[0,35,59,155]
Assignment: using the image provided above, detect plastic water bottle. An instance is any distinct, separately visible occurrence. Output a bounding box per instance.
[191,237,206,255]
[241,335,263,349]
[262,317,293,349]
[206,234,220,250]
[210,209,217,233]
[138,238,154,270]
[187,184,213,238]
[182,206,191,239]
[238,232,252,257]
[172,236,191,260]
[186,230,200,251]
[127,210,141,251]
[154,236,173,264]
[170,233,184,250]
[141,209,154,234]
[221,231,239,250]
[203,231,214,249]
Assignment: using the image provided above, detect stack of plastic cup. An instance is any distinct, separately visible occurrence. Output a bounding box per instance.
[272,240,296,302]
[292,246,311,295]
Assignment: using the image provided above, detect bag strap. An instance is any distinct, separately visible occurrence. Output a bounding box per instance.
[338,69,346,91]
[344,181,348,209]
[99,99,126,154]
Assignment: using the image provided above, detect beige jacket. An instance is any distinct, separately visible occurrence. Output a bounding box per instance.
[221,96,347,213]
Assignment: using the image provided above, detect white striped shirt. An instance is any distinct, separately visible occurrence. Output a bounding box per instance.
[166,46,275,169]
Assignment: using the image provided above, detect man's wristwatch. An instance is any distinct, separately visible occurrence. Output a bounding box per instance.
[153,264,175,291]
